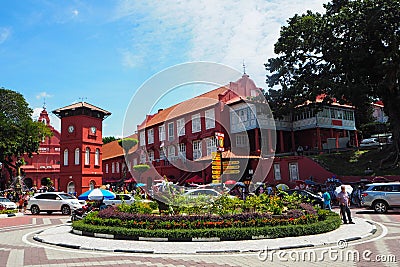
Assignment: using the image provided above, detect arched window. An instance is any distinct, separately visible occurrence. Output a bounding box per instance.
[63,149,68,166]
[116,162,120,173]
[75,148,80,165]
[95,148,100,166]
[89,181,95,190]
[85,147,90,165]
[67,182,75,195]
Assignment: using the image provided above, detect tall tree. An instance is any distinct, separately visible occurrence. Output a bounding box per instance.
[0,88,52,177]
[118,137,138,181]
[265,0,400,168]
[103,136,117,144]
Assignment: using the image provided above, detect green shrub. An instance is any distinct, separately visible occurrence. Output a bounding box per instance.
[0,209,17,214]
[72,212,341,240]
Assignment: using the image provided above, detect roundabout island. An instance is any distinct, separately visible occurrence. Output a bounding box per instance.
[71,193,341,242]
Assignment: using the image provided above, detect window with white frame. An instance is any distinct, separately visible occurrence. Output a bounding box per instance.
[148,150,154,162]
[178,143,186,160]
[205,109,215,129]
[116,162,120,173]
[274,163,281,180]
[236,134,249,147]
[74,148,80,165]
[177,118,185,136]
[147,128,154,144]
[140,152,146,164]
[206,137,217,156]
[159,148,166,160]
[192,140,202,160]
[192,113,201,133]
[238,109,248,122]
[63,149,68,166]
[112,162,115,173]
[95,148,100,166]
[105,164,109,174]
[139,131,145,146]
[85,147,90,165]
[167,145,176,160]
[159,124,166,141]
[168,122,174,141]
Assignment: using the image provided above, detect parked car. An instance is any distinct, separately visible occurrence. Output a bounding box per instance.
[0,197,18,210]
[183,189,222,198]
[279,189,324,208]
[27,192,83,215]
[103,194,135,207]
[361,182,400,213]
[359,138,382,147]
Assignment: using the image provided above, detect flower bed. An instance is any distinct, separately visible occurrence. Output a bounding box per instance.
[72,208,341,241]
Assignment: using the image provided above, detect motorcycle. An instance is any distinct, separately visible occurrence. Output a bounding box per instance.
[71,206,88,221]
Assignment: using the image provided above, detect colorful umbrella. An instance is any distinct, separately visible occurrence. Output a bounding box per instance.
[136,183,146,187]
[78,188,116,200]
[335,185,353,195]
[276,184,289,191]
[224,180,237,185]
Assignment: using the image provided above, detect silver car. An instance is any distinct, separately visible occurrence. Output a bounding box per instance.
[27,192,83,215]
[361,182,400,213]
[0,197,18,210]
[103,194,135,207]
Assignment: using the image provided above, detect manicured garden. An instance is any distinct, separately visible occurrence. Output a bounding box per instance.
[72,192,341,241]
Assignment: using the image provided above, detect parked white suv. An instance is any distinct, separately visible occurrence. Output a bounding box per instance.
[361,182,400,213]
[27,192,83,215]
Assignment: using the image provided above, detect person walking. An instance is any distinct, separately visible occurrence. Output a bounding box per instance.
[322,189,332,211]
[337,185,354,224]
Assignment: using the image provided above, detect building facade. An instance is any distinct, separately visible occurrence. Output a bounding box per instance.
[52,102,111,195]
[133,74,358,187]
[19,107,61,190]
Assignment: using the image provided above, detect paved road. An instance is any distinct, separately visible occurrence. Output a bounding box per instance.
[0,208,398,267]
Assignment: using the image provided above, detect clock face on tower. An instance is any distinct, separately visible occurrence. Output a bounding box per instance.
[68,125,74,133]
[90,126,97,134]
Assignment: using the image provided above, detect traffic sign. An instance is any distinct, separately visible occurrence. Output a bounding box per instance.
[223,170,240,174]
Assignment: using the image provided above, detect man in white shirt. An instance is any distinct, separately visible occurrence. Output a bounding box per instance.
[337,185,355,224]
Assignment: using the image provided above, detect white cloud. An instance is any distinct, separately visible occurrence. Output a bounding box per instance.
[0,27,11,44]
[113,0,328,87]
[72,9,79,17]
[36,92,53,100]
[121,50,143,68]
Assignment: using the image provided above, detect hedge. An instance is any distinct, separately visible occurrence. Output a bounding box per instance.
[72,212,341,240]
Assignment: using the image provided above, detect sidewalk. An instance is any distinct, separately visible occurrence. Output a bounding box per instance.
[33,215,377,254]
[0,212,25,219]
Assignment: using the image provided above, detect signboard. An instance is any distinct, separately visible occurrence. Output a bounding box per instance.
[223,170,240,175]
[215,132,225,152]
[211,151,222,183]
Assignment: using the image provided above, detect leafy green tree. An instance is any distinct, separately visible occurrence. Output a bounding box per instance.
[265,0,400,168]
[118,138,138,156]
[133,164,150,180]
[118,137,138,181]
[0,88,52,177]
[102,136,117,144]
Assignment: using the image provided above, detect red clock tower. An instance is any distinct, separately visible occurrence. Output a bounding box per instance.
[53,102,111,195]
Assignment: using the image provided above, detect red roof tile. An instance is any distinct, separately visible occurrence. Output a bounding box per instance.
[102,134,138,160]
[138,86,229,130]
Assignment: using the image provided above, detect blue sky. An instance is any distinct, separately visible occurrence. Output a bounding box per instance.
[0,0,327,137]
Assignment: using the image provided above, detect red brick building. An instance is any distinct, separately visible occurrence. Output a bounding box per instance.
[132,74,358,187]
[52,102,111,195]
[19,107,61,190]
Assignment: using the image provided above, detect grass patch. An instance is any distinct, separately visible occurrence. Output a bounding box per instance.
[311,146,400,176]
